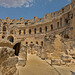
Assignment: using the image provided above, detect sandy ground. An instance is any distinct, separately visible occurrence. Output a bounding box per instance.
[53,65,75,75]
[46,60,75,75]
[17,54,75,75]
[17,54,59,75]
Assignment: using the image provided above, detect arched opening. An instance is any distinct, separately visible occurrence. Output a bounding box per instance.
[3,22,7,25]
[64,34,69,39]
[25,22,28,25]
[29,29,31,34]
[57,22,59,28]
[19,30,21,35]
[31,42,33,43]
[10,23,13,25]
[3,26,6,31]
[21,18,23,21]
[40,19,43,22]
[40,27,42,33]
[65,19,69,25]
[34,28,36,34]
[34,17,36,22]
[2,36,5,39]
[26,42,28,45]
[36,41,38,45]
[10,30,13,34]
[7,36,14,42]
[41,41,43,46]
[6,18,8,21]
[62,8,64,13]
[45,26,47,32]
[13,42,21,56]
[24,29,25,34]
[51,24,53,30]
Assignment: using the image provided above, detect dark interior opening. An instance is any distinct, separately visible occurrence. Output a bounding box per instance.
[64,34,69,39]
[13,42,21,56]
[7,36,14,42]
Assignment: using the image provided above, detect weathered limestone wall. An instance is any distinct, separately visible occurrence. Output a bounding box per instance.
[18,44,27,67]
[0,47,19,75]
[44,34,75,65]
[0,0,74,48]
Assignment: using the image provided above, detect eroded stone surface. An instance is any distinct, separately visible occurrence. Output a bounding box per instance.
[0,47,19,75]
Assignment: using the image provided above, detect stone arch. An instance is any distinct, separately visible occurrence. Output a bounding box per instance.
[10,30,13,34]
[41,41,43,46]
[34,17,37,22]
[36,41,38,45]
[34,28,36,34]
[25,22,28,25]
[3,22,7,25]
[2,36,5,39]
[40,19,43,22]
[45,26,47,32]
[57,22,59,28]
[64,34,69,39]
[10,23,13,25]
[31,41,33,43]
[40,27,42,33]
[24,29,25,34]
[26,42,28,45]
[13,42,21,56]
[62,8,64,13]
[19,30,21,35]
[7,36,14,42]
[51,24,53,30]
[6,17,9,21]
[29,29,31,34]
[19,17,24,21]
[3,26,6,31]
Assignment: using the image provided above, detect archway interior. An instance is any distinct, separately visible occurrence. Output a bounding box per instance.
[7,36,14,42]
[13,42,21,56]
[64,34,69,39]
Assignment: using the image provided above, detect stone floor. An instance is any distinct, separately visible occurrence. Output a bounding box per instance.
[17,54,75,75]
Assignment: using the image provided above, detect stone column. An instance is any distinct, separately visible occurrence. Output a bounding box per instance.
[0,47,19,75]
[40,48,46,60]
[18,44,27,67]
[29,43,34,54]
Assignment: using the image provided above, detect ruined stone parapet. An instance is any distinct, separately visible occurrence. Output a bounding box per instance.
[0,47,19,75]
[18,44,27,67]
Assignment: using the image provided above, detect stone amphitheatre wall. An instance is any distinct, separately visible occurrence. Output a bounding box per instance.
[0,0,74,47]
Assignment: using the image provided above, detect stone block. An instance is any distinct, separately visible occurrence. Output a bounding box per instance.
[18,58,26,67]
[51,59,61,65]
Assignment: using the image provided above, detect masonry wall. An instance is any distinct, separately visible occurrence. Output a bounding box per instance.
[0,0,74,47]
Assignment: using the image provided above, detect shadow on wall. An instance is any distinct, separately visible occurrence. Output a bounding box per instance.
[13,42,21,56]
[7,36,14,42]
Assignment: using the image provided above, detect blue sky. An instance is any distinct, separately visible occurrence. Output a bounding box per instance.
[0,0,71,19]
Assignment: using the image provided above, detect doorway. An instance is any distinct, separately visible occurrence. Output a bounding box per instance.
[13,42,21,56]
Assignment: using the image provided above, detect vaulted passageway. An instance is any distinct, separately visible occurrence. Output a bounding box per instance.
[13,42,21,56]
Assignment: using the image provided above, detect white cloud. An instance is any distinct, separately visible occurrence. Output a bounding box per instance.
[0,0,34,8]
[0,0,53,8]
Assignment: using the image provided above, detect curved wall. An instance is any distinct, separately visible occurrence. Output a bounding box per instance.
[0,0,75,46]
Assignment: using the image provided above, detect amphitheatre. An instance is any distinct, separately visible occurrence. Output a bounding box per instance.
[0,0,75,75]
